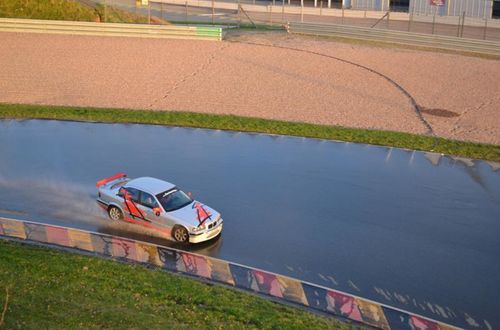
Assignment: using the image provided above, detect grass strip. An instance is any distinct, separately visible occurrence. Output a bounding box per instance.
[0,239,352,329]
[1,103,499,162]
[0,0,97,21]
[0,0,155,24]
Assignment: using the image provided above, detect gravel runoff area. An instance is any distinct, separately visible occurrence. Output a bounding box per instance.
[0,30,499,145]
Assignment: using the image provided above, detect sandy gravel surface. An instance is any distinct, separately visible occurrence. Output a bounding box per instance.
[0,31,498,144]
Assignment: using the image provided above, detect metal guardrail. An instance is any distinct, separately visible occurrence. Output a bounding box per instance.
[286,21,500,56]
[0,216,460,330]
[0,18,224,41]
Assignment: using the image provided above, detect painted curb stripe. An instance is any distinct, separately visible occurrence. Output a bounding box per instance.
[277,275,309,306]
[24,222,48,243]
[0,218,26,239]
[111,237,137,260]
[90,233,113,255]
[356,298,390,329]
[46,226,71,247]
[157,247,182,272]
[0,217,460,330]
[182,253,211,279]
[253,270,283,298]
[68,229,94,252]
[207,258,235,286]
[135,242,162,266]
[228,263,259,292]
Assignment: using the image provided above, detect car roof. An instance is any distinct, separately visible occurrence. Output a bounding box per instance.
[126,177,175,195]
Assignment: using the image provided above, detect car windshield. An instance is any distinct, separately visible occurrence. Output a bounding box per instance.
[156,188,192,212]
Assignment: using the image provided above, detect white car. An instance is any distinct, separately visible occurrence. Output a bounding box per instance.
[96,173,223,243]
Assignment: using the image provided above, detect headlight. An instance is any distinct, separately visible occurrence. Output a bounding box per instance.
[191,225,205,233]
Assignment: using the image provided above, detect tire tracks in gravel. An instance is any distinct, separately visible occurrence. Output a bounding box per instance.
[149,43,230,109]
[226,35,435,137]
[449,96,500,142]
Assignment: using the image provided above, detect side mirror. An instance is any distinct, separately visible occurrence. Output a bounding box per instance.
[153,207,161,216]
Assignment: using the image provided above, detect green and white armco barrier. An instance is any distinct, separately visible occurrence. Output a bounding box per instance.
[0,18,224,41]
[0,217,459,330]
[286,21,500,56]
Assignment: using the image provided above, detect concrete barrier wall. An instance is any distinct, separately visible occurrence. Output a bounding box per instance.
[0,18,224,41]
[0,217,459,330]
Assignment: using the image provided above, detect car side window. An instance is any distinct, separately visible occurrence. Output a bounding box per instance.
[125,188,140,203]
[140,191,158,209]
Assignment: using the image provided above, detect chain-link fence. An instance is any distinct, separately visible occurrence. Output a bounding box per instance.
[86,0,500,41]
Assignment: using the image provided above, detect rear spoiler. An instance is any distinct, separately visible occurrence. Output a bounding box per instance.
[96,172,127,188]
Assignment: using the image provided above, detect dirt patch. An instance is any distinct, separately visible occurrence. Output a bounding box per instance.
[420,107,460,118]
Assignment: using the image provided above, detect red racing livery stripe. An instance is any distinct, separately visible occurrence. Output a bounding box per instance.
[193,202,211,225]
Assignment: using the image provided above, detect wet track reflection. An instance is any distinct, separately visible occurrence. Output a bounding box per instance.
[0,120,499,329]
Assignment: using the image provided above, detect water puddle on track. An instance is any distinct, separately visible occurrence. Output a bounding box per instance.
[0,119,499,329]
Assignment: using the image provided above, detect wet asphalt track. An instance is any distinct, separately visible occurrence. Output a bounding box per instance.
[0,119,499,329]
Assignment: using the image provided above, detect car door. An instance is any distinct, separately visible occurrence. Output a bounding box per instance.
[136,191,170,230]
[120,187,143,219]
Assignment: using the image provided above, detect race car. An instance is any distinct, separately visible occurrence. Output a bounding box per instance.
[96,173,223,243]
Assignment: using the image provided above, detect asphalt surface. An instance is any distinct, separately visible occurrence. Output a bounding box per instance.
[0,119,499,329]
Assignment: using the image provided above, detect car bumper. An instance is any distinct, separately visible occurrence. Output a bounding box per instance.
[189,222,223,244]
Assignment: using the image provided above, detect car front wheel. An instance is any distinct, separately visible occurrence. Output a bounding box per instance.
[172,226,189,243]
[108,206,123,221]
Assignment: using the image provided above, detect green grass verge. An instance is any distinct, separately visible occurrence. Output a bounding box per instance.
[1,103,499,161]
[0,0,154,24]
[95,3,149,24]
[0,239,351,329]
[0,0,97,21]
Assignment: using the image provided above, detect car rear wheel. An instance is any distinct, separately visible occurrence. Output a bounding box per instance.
[172,226,189,243]
[108,206,123,221]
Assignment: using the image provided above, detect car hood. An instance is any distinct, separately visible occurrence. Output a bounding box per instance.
[167,201,220,227]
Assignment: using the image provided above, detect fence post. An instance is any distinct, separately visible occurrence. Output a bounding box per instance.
[432,9,436,34]
[456,12,461,37]
[238,3,242,25]
[104,0,107,22]
[270,5,273,25]
[185,1,188,23]
[483,17,488,40]
[460,11,465,37]
[386,10,390,28]
[212,0,215,24]
[328,0,331,9]
[342,6,345,24]
[408,9,412,32]
[301,0,304,22]
[282,0,285,23]
[148,2,151,24]
[320,0,323,16]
